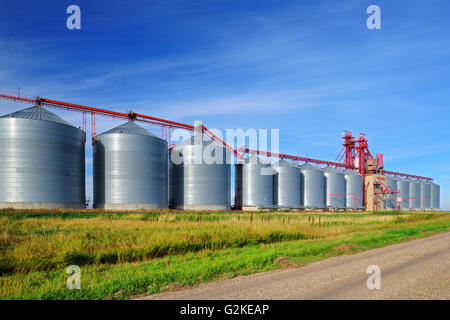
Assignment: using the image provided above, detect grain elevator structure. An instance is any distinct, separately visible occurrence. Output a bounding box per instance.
[0,91,441,212]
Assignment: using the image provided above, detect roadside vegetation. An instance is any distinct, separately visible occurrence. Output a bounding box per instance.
[0,209,449,299]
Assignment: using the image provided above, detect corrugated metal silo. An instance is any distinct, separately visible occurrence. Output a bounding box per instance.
[272,159,301,208]
[324,166,346,209]
[240,155,273,209]
[409,179,421,210]
[344,170,363,209]
[234,163,243,209]
[300,164,325,209]
[169,134,231,210]
[386,176,398,209]
[93,121,168,209]
[420,181,431,210]
[430,182,440,211]
[0,105,85,209]
[395,177,410,210]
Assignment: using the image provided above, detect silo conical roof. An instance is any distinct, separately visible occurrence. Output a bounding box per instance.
[300,163,321,170]
[99,121,158,137]
[272,159,292,167]
[243,155,270,165]
[324,166,340,173]
[175,133,224,148]
[344,169,360,175]
[1,105,76,127]
[174,134,232,162]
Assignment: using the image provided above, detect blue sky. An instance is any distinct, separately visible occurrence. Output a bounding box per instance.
[0,0,449,209]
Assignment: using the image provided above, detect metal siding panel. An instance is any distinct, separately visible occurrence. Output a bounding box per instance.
[273,162,300,208]
[324,167,346,209]
[169,135,231,209]
[395,178,410,210]
[430,183,440,210]
[420,182,431,209]
[242,160,273,207]
[0,117,85,206]
[93,125,168,208]
[409,180,421,210]
[344,171,363,209]
[300,165,325,209]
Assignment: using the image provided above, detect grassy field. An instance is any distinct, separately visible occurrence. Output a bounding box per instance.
[0,209,449,299]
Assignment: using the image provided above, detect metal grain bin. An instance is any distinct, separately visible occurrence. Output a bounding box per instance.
[93,121,168,210]
[344,169,363,209]
[394,177,410,210]
[234,163,243,209]
[240,155,273,209]
[169,134,231,210]
[409,179,421,210]
[272,159,301,209]
[300,163,325,209]
[430,182,440,211]
[0,105,85,209]
[324,166,346,209]
[420,181,431,210]
[386,176,398,209]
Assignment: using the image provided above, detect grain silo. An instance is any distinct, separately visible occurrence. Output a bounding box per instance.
[324,166,346,209]
[272,159,301,209]
[420,181,431,210]
[93,121,168,209]
[409,179,421,210]
[169,134,231,210]
[235,155,274,210]
[237,155,273,209]
[234,162,243,209]
[344,169,363,210]
[395,177,410,210]
[430,182,440,211]
[0,105,85,209]
[300,163,325,209]
[386,176,398,209]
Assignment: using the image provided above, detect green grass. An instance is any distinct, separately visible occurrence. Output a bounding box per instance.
[0,210,448,299]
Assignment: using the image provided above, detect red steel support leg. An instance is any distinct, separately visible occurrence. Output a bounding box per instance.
[169,127,174,147]
[91,112,96,139]
[162,126,167,142]
[82,111,86,133]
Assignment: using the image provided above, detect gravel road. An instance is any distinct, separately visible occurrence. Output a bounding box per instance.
[140,231,450,300]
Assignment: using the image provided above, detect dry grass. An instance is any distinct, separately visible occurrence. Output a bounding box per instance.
[0,210,448,299]
[0,209,443,275]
